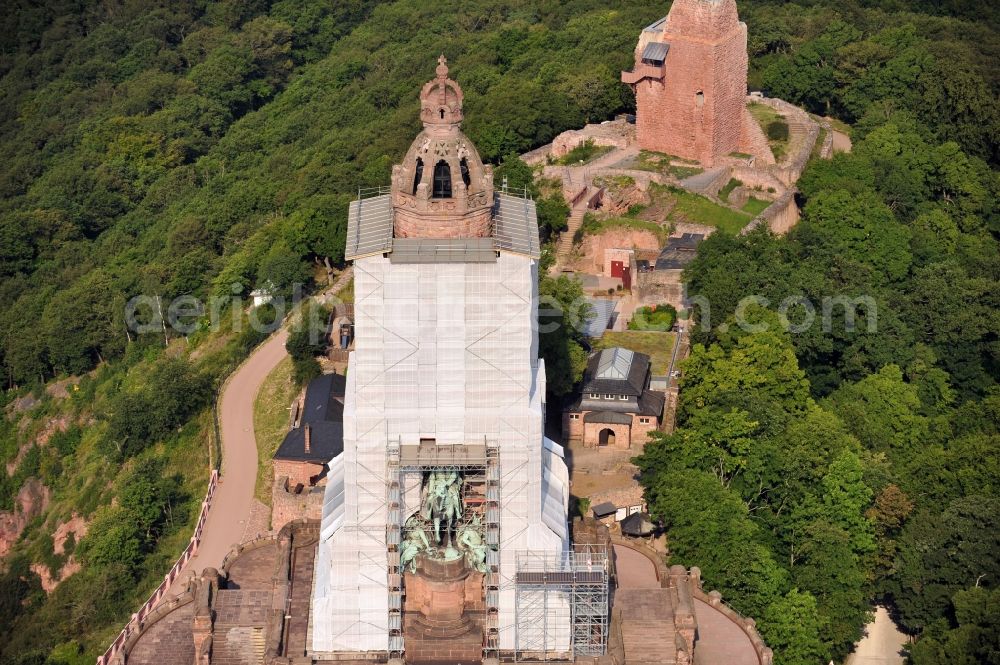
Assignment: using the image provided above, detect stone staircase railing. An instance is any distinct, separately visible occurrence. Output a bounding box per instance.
[97,469,220,665]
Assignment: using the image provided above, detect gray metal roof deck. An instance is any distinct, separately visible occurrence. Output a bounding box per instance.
[345,191,393,260]
[643,16,667,33]
[344,190,540,262]
[641,41,670,64]
[398,442,488,468]
[492,191,541,258]
[389,237,497,264]
[654,233,704,270]
[584,297,617,338]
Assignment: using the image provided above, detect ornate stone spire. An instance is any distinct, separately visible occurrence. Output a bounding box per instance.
[419,54,465,136]
[390,57,494,239]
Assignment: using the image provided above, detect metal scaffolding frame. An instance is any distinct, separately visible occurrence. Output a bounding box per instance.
[484,439,501,661]
[513,546,609,662]
[386,439,404,661]
[385,438,502,663]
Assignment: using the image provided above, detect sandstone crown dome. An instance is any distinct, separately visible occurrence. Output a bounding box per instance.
[390,56,494,240]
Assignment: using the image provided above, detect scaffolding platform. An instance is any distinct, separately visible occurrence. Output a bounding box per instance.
[514,548,610,662]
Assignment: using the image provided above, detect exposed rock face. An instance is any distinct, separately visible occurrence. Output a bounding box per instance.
[7,416,69,475]
[0,478,51,558]
[31,556,82,594]
[53,512,88,555]
[598,180,651,217]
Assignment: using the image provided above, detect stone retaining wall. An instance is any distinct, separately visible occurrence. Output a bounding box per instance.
[740,188,799,236]
[521,142,552,166]
[271,475,324,532]
[819,122,834,159]
[748,96,819,186]
[692,582,774,665]
[730,164,786,194]
[695,167,734,198]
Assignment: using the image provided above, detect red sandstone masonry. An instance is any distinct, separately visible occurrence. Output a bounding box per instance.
[629,0,749,166]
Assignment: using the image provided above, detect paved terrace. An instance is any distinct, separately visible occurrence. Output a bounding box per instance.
[612,543,763,665]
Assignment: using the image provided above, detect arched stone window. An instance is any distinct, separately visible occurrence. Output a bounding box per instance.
[695,90,705,108]
[459,158,471,188]
[432,160,452,198]
[412,157,423,195]
[439,108,446,120]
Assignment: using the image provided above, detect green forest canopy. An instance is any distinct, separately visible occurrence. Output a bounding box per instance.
[0,0,996,663]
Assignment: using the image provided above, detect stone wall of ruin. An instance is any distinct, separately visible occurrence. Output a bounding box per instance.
[749,96,820,185]
[637,269,685,310]
[631,0,748,166]
[740,188,799,236]
[271,475,323,533]
[739,106,776,164]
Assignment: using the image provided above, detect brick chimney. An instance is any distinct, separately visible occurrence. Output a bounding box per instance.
[304,424,311,454]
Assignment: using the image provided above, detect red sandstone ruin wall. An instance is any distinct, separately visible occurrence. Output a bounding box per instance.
[709,26,749,159]
[666,0,740,39]
[633,0,749,166]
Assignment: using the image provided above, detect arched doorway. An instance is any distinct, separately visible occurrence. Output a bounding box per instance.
[599,428,615,447]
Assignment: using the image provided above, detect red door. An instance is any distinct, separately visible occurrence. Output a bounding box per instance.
[622,266,632,290]
[610,260,624,278]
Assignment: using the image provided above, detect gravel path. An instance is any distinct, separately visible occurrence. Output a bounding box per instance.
[183,326,289,574]
[845,606,907,665]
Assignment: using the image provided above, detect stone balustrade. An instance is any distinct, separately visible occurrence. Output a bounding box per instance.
[98,469,219,665]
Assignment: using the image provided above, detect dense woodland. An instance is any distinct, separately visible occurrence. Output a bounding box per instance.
[0,0,996,663]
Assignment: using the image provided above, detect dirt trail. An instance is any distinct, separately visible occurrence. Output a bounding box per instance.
[845,606,907,665]
[832,129,852,153]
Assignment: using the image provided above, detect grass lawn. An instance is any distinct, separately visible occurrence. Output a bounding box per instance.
[555,140,613,165]
[593,330,677,376]
[719,178,742,202]
[741,197,771,216]
[252,356,299,505]
[657,184,754,234]
[748,102,789,160]
[578,213,673,245]
[632,150,704,179]
[578,183,755,243]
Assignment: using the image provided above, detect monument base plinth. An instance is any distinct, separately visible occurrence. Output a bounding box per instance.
[403,555,485,663]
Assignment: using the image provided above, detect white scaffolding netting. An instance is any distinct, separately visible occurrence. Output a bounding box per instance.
[312,252,569,654]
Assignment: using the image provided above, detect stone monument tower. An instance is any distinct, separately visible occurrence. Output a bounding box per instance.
[311,57,571,662]
[622,0,773,166]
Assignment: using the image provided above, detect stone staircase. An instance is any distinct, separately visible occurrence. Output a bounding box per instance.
[555,198,589,265]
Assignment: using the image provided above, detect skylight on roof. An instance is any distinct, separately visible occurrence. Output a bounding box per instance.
[596,348,634,380]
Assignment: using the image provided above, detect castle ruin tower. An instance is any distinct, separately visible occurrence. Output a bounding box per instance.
[311,57,571,661]
[622,0,771,166]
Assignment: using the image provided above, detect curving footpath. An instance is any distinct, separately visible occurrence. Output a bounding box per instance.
[180,327,290,576]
